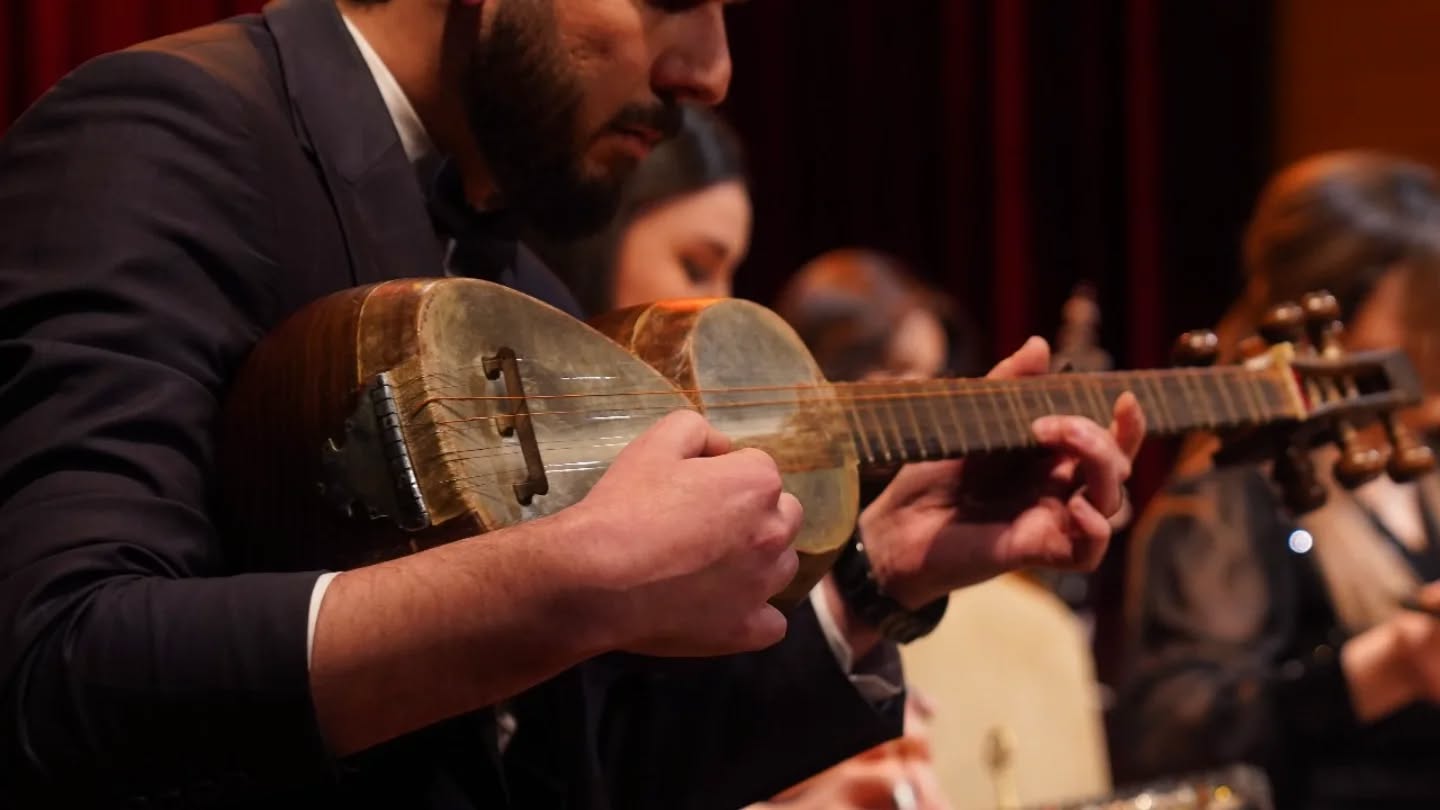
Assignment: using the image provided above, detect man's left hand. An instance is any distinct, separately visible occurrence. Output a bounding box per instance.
[858,336,1146,611]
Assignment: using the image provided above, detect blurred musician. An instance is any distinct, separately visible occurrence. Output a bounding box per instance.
[1112,151,1440,809]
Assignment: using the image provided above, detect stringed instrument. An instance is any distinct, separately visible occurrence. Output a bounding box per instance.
[217,279,1431,605]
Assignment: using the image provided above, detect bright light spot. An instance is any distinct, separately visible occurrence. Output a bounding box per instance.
[1288,529,1314,554]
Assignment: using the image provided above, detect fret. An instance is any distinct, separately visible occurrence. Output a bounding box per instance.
[857,384,894,463]
[842,389,876,464]
[1097,378,1126,419]
[920,385,951,457]
[1014,383,1035,429]
[1234,369,1264,425]
[1060,378,1095,425]
[1177,371,1217,429]
[1136,374,1172,433]
[1253,373,1286,420]
[1256,373,1293,418]
[963,382,994,452]
[1207,373,1239,426]
[1038,382,1060,419]
[939,381,969,455]
[1083,379,1109,425]
[896,386,930,459]
[1001,384,1030,448]
[1021,382,1056,439]
[877,386,911,461]
[1175,368,1209,426]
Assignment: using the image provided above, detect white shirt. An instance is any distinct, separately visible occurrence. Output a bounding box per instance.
[307,15,901,705]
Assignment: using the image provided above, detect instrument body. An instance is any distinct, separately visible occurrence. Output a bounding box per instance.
[220,278,857,603]
[218,279,1426,601]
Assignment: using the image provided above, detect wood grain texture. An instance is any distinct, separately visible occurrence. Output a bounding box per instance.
[218,279,476,573]
[221,281,860,610]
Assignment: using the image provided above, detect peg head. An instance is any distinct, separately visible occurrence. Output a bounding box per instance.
[1385,414,1437,482]
[1173,329,1220,367]
[1301,290,1345,352]
[1259,302,1306,346]
[1301,290,1342,325]
[1333,445,1387,489]
[1388,444,1436,483]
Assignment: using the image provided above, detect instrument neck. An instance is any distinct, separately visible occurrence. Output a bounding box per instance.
[830,367,1300,466]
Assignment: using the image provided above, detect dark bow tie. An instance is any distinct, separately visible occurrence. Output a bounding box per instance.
[425,160,523,280]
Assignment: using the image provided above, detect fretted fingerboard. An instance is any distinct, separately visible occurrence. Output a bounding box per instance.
[832,366,1303,466]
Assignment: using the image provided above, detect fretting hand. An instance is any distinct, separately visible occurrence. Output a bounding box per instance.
[858,336,1146,610]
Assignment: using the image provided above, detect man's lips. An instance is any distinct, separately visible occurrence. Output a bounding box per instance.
[610,124,664,148]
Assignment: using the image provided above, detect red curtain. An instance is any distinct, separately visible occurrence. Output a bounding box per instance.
[1,1,265,124]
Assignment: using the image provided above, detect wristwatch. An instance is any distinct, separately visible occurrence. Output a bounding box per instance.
[831,532,948,643]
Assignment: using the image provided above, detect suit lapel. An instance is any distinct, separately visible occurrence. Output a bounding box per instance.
[262,0,444,286]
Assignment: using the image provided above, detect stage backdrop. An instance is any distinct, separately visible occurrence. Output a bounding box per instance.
[0,0,1276,687]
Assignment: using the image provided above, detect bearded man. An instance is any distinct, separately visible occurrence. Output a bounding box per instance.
[0,1,1142,807]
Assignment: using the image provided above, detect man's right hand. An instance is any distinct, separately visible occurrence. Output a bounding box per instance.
[573,409,803,658]
[311,409,801,755]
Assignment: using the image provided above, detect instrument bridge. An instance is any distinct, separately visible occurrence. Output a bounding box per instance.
[484,347,550,506]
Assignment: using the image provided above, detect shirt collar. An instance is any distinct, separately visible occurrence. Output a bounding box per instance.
[340,14,439,179]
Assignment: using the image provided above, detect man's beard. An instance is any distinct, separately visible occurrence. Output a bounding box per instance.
[465,2,681,239]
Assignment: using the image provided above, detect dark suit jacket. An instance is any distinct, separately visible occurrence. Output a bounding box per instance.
[0,1,901,807]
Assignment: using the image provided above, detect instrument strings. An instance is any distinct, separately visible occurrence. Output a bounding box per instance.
[392,361,1271,426]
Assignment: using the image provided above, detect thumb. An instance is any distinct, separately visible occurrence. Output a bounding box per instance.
[645,409,733,460]
[987,336,1051,380]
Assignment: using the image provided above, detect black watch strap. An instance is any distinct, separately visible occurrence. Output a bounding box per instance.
[831,533,948,643]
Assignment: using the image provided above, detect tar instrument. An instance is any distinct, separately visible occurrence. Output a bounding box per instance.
[217,280,1432,604]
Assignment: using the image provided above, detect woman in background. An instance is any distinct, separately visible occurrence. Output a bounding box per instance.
[1112,151,1440,810]
[532,105,953,810]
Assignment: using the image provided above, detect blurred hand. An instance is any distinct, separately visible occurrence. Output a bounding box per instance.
[1344,580,1440,722]
[746,694,953,810]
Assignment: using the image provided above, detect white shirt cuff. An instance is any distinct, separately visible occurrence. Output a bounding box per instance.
[809,584,905,703]
[306,572,341,671]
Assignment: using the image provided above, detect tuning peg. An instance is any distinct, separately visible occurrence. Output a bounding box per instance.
[1385,414,1437,482]
[1301,290,1345,353]
[1297,289,1389,487]
[1259,302,1306,346]
[1172,329,1219,367]
[1275,442,1328,514]
[1333,441,1388,489]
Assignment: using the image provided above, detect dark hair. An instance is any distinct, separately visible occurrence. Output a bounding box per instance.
[529,104,748,316]
[773,249,979,381]
[1215,150,1440,359]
